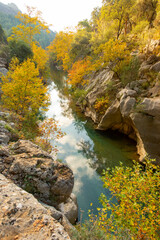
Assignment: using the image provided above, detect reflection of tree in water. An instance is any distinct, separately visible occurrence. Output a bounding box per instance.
[77,140,107,175]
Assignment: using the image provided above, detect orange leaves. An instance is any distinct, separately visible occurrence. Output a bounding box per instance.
[67,58,92,87]
[35,118,65,153]
[94,96,109,115]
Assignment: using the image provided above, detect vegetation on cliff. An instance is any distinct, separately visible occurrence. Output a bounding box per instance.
[48,1,160,239]
[48,0,160,112]
[72,159,160,239]
[0,6,64,153]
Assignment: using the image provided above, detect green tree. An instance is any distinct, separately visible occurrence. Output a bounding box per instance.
[9,39,33,63]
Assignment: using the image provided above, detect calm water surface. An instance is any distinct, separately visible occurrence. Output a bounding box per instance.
[47,70,137,221]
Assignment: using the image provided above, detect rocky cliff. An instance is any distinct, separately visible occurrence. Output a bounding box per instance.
[0,112,78,239]
[78,41,160,164]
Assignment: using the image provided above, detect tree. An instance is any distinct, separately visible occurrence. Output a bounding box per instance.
[71,159,160,239]
[8,6,50,46]
[35,118,65,153]
[93,39,130,78]
[100,0,135,39]
[48,31,74,71]
[98,159,160,239]
[70,20,92,62]
[32,42,48,73]
[1,58,49,118]
[9,39,33,63]
[137,0,158,28]
[67,57,92,87]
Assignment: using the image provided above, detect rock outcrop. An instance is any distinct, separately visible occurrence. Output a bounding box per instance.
[0,139,74,207]
[0,174,70,240]
[0,113,78,238]
[78,53,160,164]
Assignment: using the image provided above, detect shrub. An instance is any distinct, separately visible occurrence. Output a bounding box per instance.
[73,159,160,240]
[97,159,160,239]
[120,56,141,86]
[8,39,33,63]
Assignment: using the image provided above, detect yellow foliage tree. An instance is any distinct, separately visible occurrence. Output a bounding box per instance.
[32,42,48,72]
[48,31,74,71]
[8,6,50,46]
[93,39,130,77]
[1,58,49,118]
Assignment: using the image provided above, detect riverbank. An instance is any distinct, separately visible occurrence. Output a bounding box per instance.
[47,72,137,221]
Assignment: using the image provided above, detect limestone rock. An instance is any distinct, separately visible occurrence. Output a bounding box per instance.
[42,203,74,234]
[79,68,119,123]
[0,67,8,78]
[98,100,122,130]
[0,140,74,206]
[120,97,136,118]
[0,174,70,240]
[150,61,160,72]
[138,98,160,118]
[58,193,78,225]
[98,95,160,164]
[139,65,151,76]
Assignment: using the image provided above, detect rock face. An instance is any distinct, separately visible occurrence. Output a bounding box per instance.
[79,54,160,164]
[78,68,121,123]
[58,193,78,225]
[0,174,70,240]
[0,140,74,206]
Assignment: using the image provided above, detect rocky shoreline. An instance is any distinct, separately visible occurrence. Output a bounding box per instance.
[0,111,78,239]
[77,41,160,164]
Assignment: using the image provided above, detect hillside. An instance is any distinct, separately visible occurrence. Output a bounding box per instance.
[0,2,56,48]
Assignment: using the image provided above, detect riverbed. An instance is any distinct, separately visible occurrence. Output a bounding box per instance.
[47,70,137,221]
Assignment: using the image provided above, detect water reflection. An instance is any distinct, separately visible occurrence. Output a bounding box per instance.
[47,69,137,221]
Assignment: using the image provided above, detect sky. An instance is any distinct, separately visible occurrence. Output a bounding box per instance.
[0,0,102,32]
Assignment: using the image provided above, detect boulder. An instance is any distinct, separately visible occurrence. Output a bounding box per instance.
[0,140,74,206]
[0,174,70,240]
[150,61,160,72]
[58,193,78,225]
[0,67,8,78]
[120,97,136,118]
[98,100,122,130]
[42,202,75,234]
[98,95,160,164]
[139,65,151,76]
[0,120,19,144]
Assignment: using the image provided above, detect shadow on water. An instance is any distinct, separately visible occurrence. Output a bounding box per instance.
[47,68,138,221]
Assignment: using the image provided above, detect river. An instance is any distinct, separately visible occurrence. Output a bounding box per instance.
[47,69,138,221]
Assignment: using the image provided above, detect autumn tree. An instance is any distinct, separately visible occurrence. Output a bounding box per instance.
[8,6,50,46]
[93,39,130,78]
[1,58,49,118]
[48,31,74,71]
[137,0,158,28]
[98,0,136,40]
[35,118,65,153]
[70,20,92,62]
[68,57,92,87]
[32,42,48,74]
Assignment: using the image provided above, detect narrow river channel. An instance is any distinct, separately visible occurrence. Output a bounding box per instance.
[47,69,138,221]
